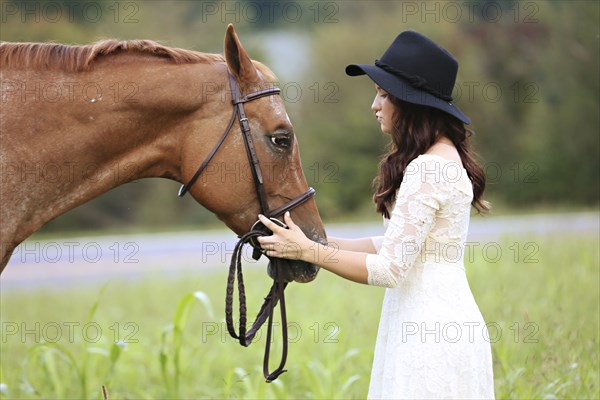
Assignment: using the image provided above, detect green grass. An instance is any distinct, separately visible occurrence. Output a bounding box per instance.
[0,234,598,399]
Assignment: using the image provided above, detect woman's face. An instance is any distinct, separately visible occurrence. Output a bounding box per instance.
[371,86,395,134]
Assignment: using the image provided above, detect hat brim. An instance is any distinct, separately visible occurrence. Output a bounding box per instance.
[346,64,471,125]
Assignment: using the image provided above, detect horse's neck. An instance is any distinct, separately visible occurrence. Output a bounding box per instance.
[1,61,221,245]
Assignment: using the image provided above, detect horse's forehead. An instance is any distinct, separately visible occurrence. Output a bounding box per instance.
[243,66,292,126]
[246,73,289,120]
[255,95,290,126]
[270,96,289,121]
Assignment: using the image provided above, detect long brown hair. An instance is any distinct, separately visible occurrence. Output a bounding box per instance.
[373,96,490,218]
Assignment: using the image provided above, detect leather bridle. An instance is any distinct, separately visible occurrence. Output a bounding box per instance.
[178,70,316,382]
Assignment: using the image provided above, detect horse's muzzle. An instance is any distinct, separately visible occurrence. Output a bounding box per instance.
[267,259,319,283]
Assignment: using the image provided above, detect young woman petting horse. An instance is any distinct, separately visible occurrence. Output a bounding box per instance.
[257,31,495,398]
[0,25,325,280]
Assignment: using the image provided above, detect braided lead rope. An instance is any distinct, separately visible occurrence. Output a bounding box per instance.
[263,258,288,382]
[224,230,289,381]
[225,230,271,344]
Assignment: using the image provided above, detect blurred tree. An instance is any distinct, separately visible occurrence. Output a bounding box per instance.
[458,1,599,207]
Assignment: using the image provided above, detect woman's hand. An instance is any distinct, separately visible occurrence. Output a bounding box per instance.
[257,212,370,284]
[256,212,313,261]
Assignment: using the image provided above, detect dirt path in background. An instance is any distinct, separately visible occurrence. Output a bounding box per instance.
[1,212,597,290]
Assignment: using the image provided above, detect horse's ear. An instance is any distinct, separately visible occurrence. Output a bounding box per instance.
[224,24,259,83]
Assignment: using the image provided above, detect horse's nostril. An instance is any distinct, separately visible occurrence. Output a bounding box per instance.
[267,260,319,283]
[293,264,320,283]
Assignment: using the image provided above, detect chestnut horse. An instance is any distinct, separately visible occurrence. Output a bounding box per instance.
[0,25,325,282]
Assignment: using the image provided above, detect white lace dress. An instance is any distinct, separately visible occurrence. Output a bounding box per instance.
[365,154,495,399]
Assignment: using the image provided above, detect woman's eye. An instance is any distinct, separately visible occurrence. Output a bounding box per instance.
[270,135,292,148]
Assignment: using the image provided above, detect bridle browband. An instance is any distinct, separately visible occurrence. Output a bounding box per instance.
[178,70,316,382]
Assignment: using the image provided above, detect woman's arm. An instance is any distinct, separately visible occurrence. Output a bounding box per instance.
[257,157,449,288]
[326,236,379,253]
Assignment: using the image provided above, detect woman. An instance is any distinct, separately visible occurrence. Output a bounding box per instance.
[257,30,495,399]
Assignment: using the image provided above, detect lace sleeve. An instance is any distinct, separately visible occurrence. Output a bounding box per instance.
[365,157,452,288]
[371,236,385,252]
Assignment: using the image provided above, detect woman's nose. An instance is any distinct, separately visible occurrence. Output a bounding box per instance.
[371,95,379,112]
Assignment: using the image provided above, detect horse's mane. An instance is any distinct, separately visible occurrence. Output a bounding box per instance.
[0,39,225,72]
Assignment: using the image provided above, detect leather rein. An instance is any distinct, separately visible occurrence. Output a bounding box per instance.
[178,71,316,382]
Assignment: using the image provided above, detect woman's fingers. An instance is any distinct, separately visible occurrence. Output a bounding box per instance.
[256,215,280,246]
[257,214,274,229]
[283,211,299,230]
[256,213,308,261]
[257,214,288,233]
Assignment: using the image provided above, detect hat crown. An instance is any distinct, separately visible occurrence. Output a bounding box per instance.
[379,31,458,98]
[344,30,471,124]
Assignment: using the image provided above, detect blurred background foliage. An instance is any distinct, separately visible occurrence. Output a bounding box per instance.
[1,0,598,233]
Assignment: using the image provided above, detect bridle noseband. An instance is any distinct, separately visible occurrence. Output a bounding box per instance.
[178,70,316,382]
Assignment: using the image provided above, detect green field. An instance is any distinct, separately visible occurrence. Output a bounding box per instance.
[1,233,598,399]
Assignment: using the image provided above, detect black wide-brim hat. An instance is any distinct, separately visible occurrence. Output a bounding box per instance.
[346,30,470,125]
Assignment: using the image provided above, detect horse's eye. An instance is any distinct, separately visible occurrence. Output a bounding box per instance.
[270,134,292,148]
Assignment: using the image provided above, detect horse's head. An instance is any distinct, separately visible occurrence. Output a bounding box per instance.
[180,25,326,283]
